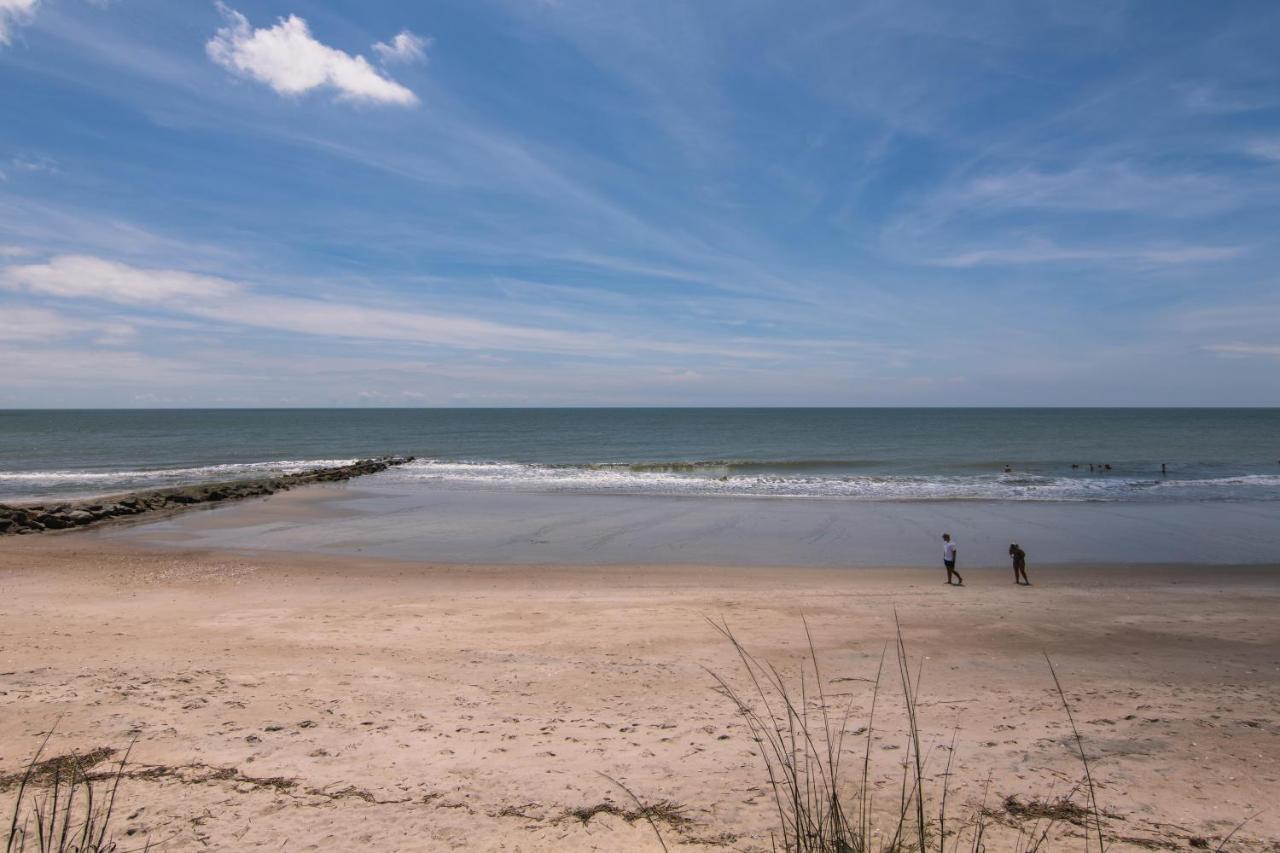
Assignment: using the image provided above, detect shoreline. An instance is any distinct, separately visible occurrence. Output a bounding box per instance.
[12,530,1280,577]
[2,537,1278,850]
[90,480,1280,567]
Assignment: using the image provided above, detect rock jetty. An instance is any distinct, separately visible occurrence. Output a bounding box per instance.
[0,456,415,536]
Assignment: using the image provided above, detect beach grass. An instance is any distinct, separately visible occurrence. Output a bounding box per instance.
[3,610,1265,852]
[702,614,1114,853]
[3,729,146,853]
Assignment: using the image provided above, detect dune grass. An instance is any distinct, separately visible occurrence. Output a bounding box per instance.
[702,613,1111,853]
[5,618,1262,852]
[3,728,148,853]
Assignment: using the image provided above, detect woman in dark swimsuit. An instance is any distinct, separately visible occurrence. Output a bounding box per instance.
[1009,543,1030,585]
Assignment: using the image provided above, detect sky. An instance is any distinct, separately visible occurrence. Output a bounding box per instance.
[1,0,1278,407]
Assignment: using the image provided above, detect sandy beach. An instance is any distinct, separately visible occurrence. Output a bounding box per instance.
[7,0,1280,845]
[2,507,1277,850]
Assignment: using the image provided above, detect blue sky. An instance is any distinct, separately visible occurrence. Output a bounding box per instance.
[1,0,1278,406]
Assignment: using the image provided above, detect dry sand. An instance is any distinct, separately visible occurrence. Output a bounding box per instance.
[1,536,1277,850]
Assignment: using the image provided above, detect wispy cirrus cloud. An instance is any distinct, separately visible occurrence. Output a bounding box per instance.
[0,304,134,344]
[0,0,37,46]
[0,254,793,360]
[1167,299,1280,334]
[933,240,1246,268]
[1178,81,1278,115]
[206,3,418,105]
[372,30,429,65]
[949,163,1242,217]
[5,254,238,303]
[1245,139,1280,162]
[9,153,59,174]
[1200,343,1280,359]
[1,0,119,48]
[0,345,206,393]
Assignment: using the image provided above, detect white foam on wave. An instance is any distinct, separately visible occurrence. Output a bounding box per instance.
[9,457,1279,503]
[0,459,358,499]
[386,460,1280,501]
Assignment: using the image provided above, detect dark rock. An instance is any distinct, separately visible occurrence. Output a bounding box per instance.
[2,456,414,536]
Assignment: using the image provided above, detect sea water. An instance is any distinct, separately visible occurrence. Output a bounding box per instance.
[2,407,1278,502]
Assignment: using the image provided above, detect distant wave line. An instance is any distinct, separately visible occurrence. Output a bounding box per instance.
[386,459,1280,502]
[0,459,358,482]
[5,457,1280,503]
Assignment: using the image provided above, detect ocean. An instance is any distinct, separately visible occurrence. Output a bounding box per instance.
[2,408,1278,503]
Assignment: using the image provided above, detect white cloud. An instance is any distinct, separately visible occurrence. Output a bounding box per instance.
[0,0,37,46]
[954,164,1236,216]
[934,241,1245,268]
[1128,246,1246,263]
[1245,139,1280,163]
[0,306,86,341]
[1167,301,1280,335]
[1178,82,1277,115]
[3,254,240,303]
[10,154,58,173]
[373,30,429,65]
[0,345,199,388]
[206,3,418,106]
[0,305,135,343]
[1201,344,1280,359]
[1,255,781,359]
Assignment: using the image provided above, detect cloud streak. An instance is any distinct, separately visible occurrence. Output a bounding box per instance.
[5,254,238,303]
[933,241,1246,268]
[0,305,124,342]
[0,254,794,360]
[1245,139,1280,162]
[1201,343,1280,359]
[373,30,429,65]
[950,164,1241,217]
[0,0,36,46]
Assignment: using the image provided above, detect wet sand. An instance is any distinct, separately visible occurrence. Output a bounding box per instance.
[2,527,1277,850]
[95,481,1280,567]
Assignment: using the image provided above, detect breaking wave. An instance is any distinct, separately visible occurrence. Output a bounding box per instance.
[384,459,1280,502]
[7,456,1280,503]
[0,459,357,501]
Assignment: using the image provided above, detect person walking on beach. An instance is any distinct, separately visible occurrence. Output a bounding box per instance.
[942,533,962,585]
[1009,543,1030,585]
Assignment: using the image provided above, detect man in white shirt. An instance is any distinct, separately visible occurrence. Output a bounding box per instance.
[942,533,962,585]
